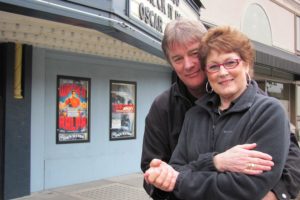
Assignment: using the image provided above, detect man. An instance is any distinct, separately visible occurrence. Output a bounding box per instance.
[140,19,300,200]
[65,90,81,108]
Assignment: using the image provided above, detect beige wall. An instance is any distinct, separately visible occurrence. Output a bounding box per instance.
[200,0,298,53]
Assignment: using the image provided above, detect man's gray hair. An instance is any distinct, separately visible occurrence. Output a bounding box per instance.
[162,18,207,64]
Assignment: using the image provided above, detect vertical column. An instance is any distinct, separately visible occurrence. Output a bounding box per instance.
[0,43,32,199]
[295,84,300,141]
[0,43,7,200]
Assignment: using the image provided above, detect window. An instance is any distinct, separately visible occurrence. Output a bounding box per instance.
[243,4,272,45]
[296,16,300,52]
[266,80,291,119]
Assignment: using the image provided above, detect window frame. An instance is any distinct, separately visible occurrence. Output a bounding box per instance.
[296,15,300,54]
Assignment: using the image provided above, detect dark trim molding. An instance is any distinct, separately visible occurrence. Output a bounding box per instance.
[0,43,32,199]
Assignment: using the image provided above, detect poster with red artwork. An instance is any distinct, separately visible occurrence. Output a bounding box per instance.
[56,75,90,144]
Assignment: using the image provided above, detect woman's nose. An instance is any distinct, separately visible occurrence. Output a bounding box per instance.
[218,65,229,75]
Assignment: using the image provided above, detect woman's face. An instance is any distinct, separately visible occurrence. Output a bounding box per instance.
[205,50,249,102]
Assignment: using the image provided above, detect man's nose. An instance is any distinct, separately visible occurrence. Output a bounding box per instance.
[183,57,194,70]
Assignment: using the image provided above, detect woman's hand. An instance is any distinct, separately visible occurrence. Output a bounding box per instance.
[213,143,274,175]
[261,191,278,200]
[144,159,179,192]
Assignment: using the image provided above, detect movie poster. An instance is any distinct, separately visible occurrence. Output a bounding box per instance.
[56,76,90,144]
[110,80,136,140]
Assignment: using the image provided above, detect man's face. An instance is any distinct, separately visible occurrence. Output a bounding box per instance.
[168,41,206,91]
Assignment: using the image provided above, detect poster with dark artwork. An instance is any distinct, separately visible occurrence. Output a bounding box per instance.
[110,80,136,140]
[56,76,90,144]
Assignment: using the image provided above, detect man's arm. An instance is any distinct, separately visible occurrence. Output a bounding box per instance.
[141,99,173,199]
[271,133,300,200]
[257,83,300,199]
[141,99,172,171]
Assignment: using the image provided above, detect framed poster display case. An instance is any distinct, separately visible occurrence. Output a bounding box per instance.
[56,75,90,144]
[110,80,136,140]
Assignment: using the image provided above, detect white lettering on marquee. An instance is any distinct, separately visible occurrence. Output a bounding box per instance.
[129,0,199,33]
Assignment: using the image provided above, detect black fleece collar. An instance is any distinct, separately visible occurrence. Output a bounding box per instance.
[196,80,260,113]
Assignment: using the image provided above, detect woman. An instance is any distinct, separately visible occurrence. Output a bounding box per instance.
[144,26,290,200]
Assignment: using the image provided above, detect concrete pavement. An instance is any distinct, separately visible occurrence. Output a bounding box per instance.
[12,172,300,200]
[13,173,151,200]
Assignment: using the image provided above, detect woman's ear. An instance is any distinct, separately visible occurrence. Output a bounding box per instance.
[244,62,251,74]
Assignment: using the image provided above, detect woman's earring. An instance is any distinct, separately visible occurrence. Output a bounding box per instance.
[246,72,251,86]
[206,82,213,94]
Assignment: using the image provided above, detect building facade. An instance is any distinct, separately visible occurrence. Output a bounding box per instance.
[0,0,300,199]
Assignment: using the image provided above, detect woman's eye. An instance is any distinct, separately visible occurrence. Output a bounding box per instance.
[224,60,238,67]
[225,60,236,65]
[209,65,218,70]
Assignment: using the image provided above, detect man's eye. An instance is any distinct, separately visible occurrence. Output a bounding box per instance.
[173,57,182,63]
[192,51,199,56]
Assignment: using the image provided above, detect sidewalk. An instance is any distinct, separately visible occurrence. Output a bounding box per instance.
[14,173,152,200]
[14,172,300,200]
